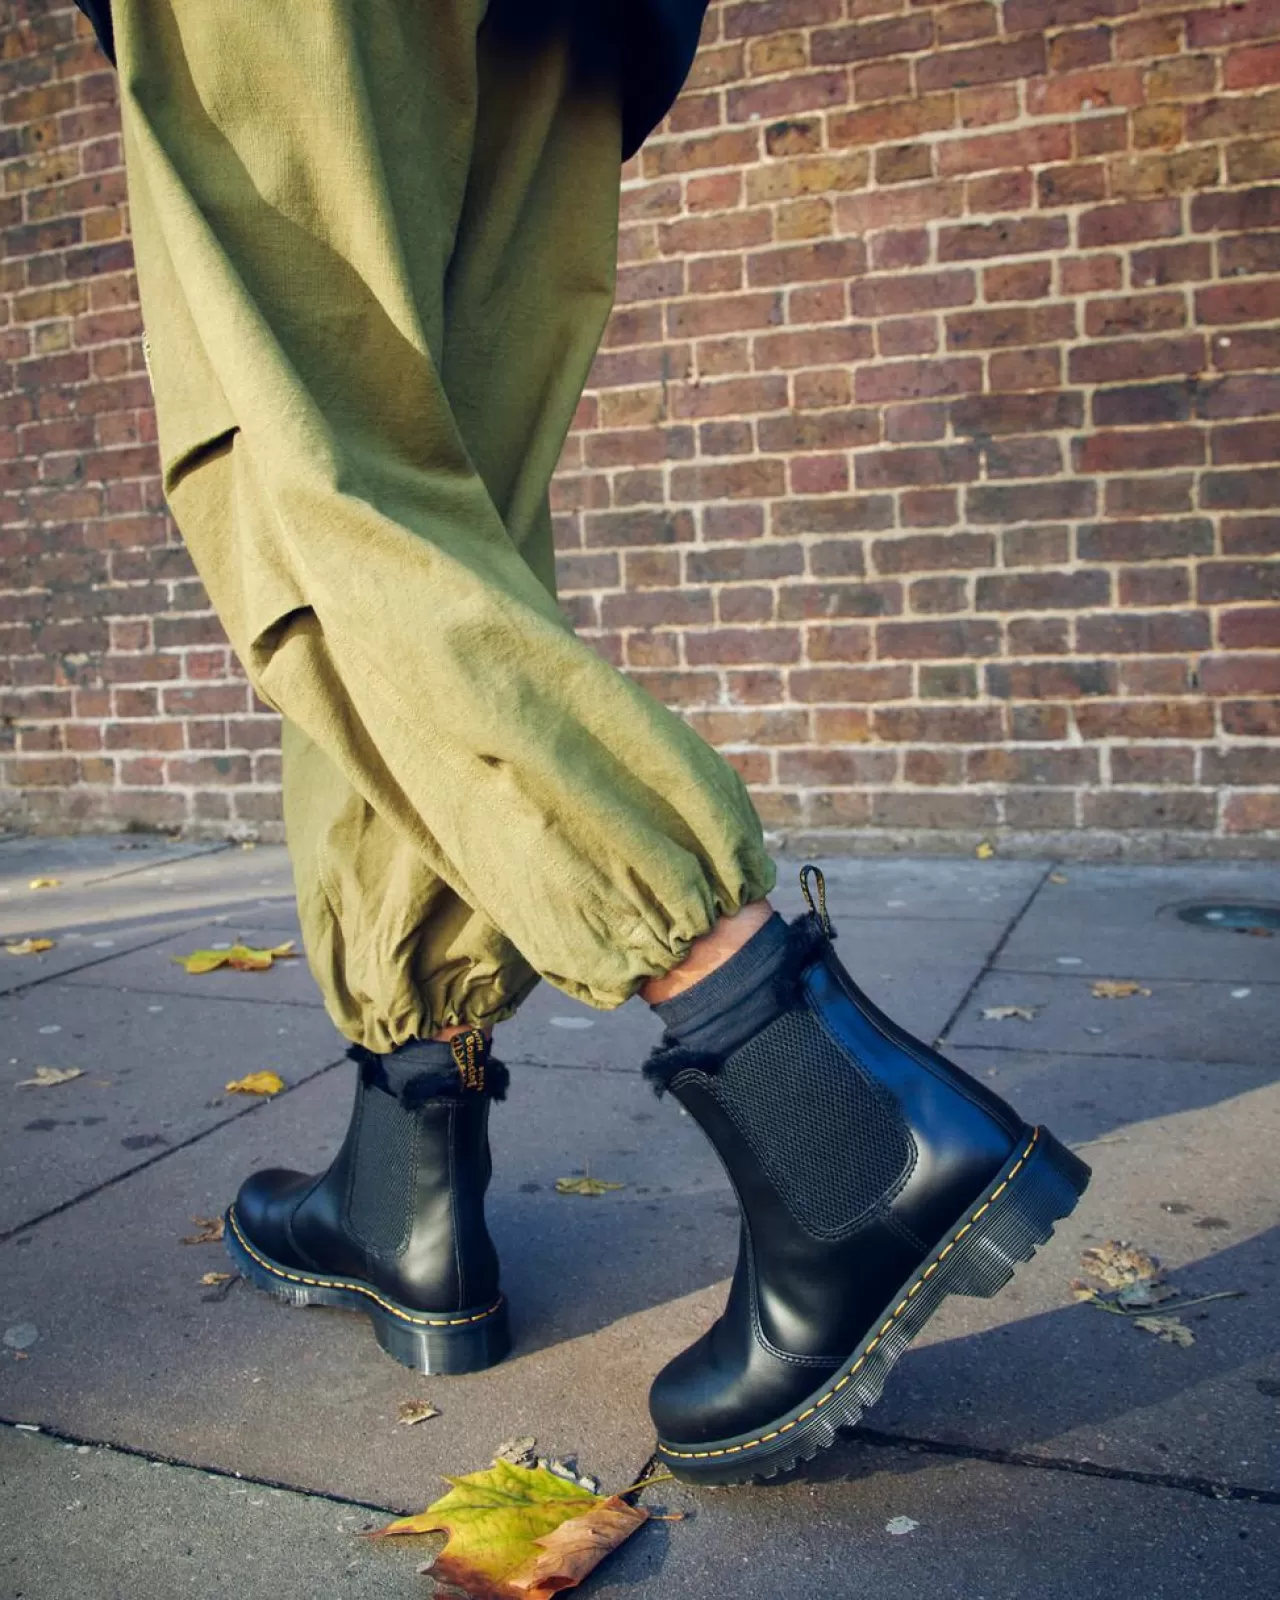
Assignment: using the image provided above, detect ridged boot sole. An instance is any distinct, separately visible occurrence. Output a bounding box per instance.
[223,1204,511,1375]
[655,1124,1089,1486]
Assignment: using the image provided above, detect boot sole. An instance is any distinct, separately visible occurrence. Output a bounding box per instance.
[223,1204,511,1375]
[655,1124,1090,1486]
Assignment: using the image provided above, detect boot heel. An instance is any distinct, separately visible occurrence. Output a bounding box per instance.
[947,1127,1090,1300]
[371,1297,511,1376]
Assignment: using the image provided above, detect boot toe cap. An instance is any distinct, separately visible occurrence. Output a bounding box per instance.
[650,1321,838,1449]
[231,1168,315,1267]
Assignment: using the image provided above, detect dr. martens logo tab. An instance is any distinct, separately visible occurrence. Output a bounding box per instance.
[450,1029,487,1093]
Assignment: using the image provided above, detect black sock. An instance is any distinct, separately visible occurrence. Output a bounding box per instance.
[651,912,791,1055]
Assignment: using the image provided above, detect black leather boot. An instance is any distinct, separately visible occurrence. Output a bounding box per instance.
[645,869,1090,1484]
[223,1028,510,1374]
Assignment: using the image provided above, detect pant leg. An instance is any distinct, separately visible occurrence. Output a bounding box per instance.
[114,0,775,1047]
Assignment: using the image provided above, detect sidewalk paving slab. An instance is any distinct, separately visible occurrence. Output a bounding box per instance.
[994,862,1280,983]
[948,971,1274,1066]
[61,923,324,1010]
[2,844,1278,1598]
[596,1447,1279,1600]
[0,1058,733,1505]
[0,987,344,1236]
[5,1424,1275,1600]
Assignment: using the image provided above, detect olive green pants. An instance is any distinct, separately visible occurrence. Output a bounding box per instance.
[114,1,774,1051]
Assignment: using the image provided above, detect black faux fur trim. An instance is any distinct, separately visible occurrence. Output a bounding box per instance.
[641,910,831,1095]
[346,1043,510,1104]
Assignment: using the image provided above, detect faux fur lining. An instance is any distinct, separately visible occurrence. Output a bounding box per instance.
[346,1044,510,1105]
[642,911,830,1096]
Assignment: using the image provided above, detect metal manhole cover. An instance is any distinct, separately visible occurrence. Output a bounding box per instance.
[1175,903,1280,933]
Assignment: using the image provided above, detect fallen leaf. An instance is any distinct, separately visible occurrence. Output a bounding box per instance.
[1116,1280,1178,1310]
[1091,979,1152,999]
[16,1066,83,1087]
[172,941,298,975]
[507,1498,648,1598]
[28,878,61,890]
[555,1175,625,1197]
[225,1071,286,1096]
[3,939,55,956]
[975,842,995,859]
[180,1216,224,1245]
[1241,925,1273,938]
[885,1516,919,1536]
[373,1459,647,1600]
[240,841,257,851]
[1133,1314,1195,1347]
[1048,873,1069,885]
[980,1005,1039,1022]
[200,1272,233,1287]
[496,1438,538,1468]
[398,1399,441,1427]
[1079,1240,1164,1290]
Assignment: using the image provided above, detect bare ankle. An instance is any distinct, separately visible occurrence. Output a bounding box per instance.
[641,900,774,1006]
[427,1023,492,1044]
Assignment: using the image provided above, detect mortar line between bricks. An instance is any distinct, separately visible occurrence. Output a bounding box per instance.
[0,1421,400,1518]
[0,1053,349,1245]
[934,861,1059,1046]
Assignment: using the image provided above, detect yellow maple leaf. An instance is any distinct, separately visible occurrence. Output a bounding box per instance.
[1091,979,1152,1000]
[225,1071,286,1096]
[172,940,298,975]
[370,1459,647,1600]
[28,877,61,890]
[16,1066,83,1087]
[975,842,995,859]
[555,1175,625,1197]
[3,938,55,956]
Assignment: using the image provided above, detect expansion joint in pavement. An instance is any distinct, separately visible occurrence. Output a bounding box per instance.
[853,1426,1280,1506]
[0,1053,349,1245]
[0,1420,398,1518]
[934,861,1062,1047]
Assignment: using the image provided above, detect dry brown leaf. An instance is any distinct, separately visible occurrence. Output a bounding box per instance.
[200,1272,233,1287]
[16,1065,83,1087]
[180,1216,225,1245]
[373,1459,646,1600]
[1048,872,1069,885]
[1091,979,1152,1000]
[1079,1240,1164,1289]
[1133,1314,1195,1347]
[225,1071,286,1097]
[397,1399,441,1426]
[28,878,61,890]
[3,939,55,957]
[507,1498,649,1599]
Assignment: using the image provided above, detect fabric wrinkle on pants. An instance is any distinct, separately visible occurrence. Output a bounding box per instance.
[113,0,775,1052]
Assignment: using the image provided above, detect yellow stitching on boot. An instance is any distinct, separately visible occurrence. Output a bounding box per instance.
[660,1129,1042,1462]
[227,1208,503,1329]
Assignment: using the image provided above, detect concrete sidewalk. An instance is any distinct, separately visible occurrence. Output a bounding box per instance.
[1,836,1277,1597]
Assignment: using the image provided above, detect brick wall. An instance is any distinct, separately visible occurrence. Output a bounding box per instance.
[2,1,1279,855]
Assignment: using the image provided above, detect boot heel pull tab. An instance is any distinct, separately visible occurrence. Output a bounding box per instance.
[799,864,833,937]
[450,1029,487,1093]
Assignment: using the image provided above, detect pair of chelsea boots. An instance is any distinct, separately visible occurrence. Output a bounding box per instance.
[224,868,1089,1485]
